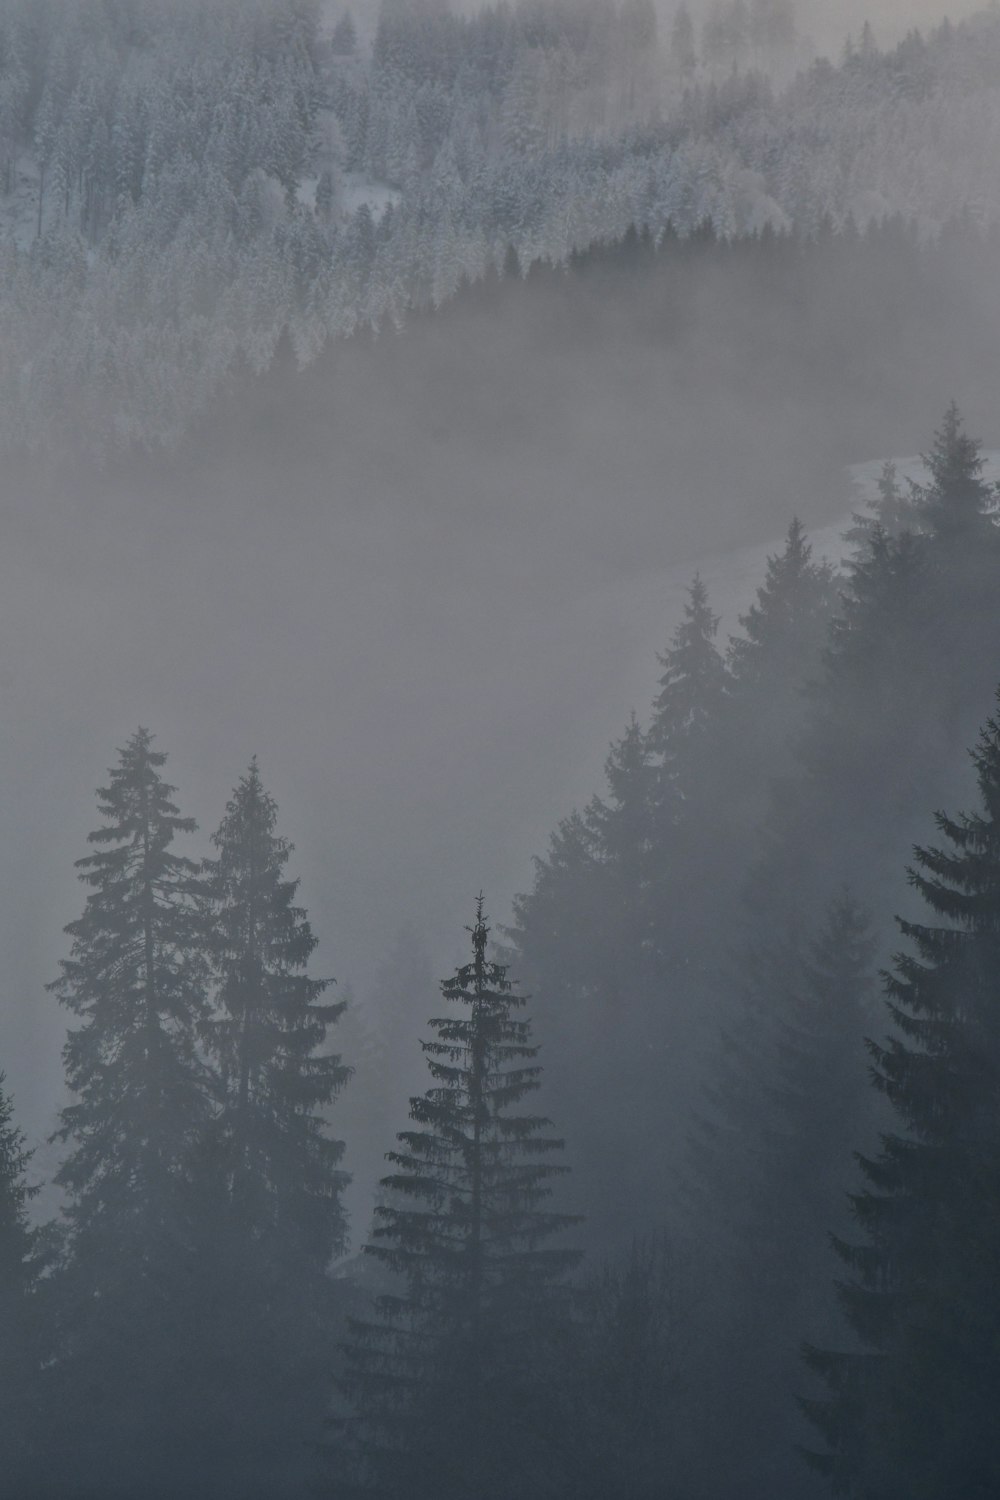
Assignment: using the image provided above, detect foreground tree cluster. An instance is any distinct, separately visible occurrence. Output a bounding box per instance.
[3,404,1000,1498]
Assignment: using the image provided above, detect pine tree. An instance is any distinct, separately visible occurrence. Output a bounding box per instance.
[728,518,836,701]
[803,694,1000,1499]
[915,399,998,544]
[192,758,351,1496]
[726,517,837,832]
[51,727,210,1257]
[46,727,211,1489]
[687,896,877,1500]
[203,758,349,1265]
[648,573,729,802]
[342,899,580,1500]
[331,10,358,56]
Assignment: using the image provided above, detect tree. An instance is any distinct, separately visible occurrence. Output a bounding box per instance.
[203,757,349,1265]
[331,10,358,56]
[688,895,877,1500]
[566,1234,691,1500]
[46,727,211,1489]
[341,899,580,1500]
[0,1073,40,1483]
[52,728,210,1256]
[648,573,729,799]
[803,694,1000,1499]
[915,399,998,544]
[192,759,350,1496]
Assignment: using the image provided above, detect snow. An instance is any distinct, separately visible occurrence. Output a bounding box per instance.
[339,171,400,222]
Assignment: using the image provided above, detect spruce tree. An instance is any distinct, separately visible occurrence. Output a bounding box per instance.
[46,727,211,1490]
[342,899,580,1500]
[195,759,350,1496]
[688,896,877,1500]
[648,573,729,797]
[726,517,837,843]
[51,728,210,1253]
[203,758,348,1264]
[915,398,998,544]
[803,694,1000,1499]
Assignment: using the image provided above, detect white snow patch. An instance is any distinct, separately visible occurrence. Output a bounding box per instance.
[340,172,400,221]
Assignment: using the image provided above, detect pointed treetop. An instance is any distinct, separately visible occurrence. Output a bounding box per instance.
[916,401,998,540]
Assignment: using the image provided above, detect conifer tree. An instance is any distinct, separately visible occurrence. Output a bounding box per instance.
[726,517,837,835]
[688,896,877,1500]
[648,573,728,794]
[46,728,211,1488]
[192,759,351,1496]
[203,758,349,1265]
[915,398,998,544]
[342,899,579,1500]
[51,727,210,1256]
[803,694,1000,1499]
[0,1073,40,1481]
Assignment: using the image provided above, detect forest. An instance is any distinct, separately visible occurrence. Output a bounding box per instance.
[2,1,1000,1498]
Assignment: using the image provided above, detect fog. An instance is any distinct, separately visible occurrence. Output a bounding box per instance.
[2,1,1000,1496]
[8,226,999,1181]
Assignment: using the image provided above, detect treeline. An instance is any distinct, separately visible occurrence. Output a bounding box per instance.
[4,405,1000,1497]
[2,0,1000,457]
[509,402,1000,1496]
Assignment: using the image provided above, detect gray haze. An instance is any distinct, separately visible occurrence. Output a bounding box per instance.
[6,231,1000,1220]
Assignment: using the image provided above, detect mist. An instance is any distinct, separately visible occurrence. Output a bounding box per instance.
[1,1,1000,1497]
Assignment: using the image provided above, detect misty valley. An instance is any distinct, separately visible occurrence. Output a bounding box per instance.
[1,2,1000,1498]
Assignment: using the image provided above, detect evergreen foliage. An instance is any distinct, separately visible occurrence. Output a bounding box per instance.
[688,896,877,1499]
[342,898,579,1500]
[0,1073,40,1483]
[203,757,349,1265]
[803,696,1000,1499]
[184,759,350,1495]
[1,0,1000,455]
[50,727,210,1252]
[45,727,212,1490]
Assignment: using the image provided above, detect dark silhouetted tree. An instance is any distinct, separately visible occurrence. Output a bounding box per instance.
[193,758,350,1495]
[342,899,579,1500]
[803,694,1000,1499]
[46,728,211,1490]
[0,1073,41,1484]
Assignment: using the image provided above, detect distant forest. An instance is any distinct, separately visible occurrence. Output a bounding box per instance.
[0,0,999,453]
[4,403,1000,1500]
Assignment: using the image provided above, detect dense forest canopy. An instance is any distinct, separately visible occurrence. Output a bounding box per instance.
[1,0,1000,453]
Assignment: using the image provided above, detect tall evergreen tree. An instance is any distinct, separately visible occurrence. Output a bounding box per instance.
[342,899,579,1500]
[915,399,998,544]
[204,758,349,1263]
[803,694,1000,1499]
[687,895,878,1500]
[193,759,350,1497]
[648,573,728,797]
[726,517,837,841]
[46,727,211,1491]
[51,727,210,1255]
